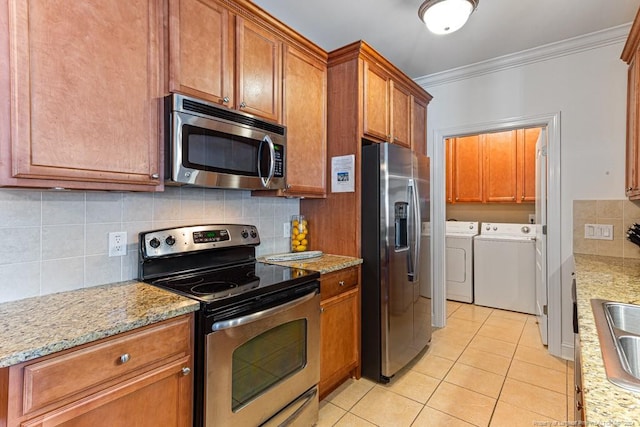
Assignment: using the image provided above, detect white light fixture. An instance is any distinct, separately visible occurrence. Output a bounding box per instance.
[418,0,479,35]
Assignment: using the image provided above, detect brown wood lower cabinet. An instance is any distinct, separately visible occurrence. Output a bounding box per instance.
[1,314,194,427]
[319,266,361,399]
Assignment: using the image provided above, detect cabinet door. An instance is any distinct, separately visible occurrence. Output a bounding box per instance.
[236,17,282,122]
[319,288,359,398]
[6,0,162,190]
[627,54,640,198]
[21,357,192,427]
[390,81,411,148]
[484,130,517,202]
[452,135,483,203]
[363,62,390,142]
[518,128,539,202]
[169,0,234,107]
[282,45,327,197]
[412,97,427,155]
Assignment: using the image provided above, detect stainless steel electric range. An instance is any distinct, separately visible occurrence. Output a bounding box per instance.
[138,224,320,427]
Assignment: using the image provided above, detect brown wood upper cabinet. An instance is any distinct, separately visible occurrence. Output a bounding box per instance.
[622,8,640,199]
[169,0,281,122]
[447,129,538,204]
[0,0,163,191]
[363,62,412,148]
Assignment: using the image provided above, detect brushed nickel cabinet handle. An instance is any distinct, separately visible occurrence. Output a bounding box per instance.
[119,353,130,364]
[182,367,191,376]
[223,97,229,103]
[151,173,159,179]
[240,102,247,108]
[339,281,345,286]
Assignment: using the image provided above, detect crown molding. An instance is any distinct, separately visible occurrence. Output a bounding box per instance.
[414,23,631,88]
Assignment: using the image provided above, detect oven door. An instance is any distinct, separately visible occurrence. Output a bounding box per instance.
[205,289,320,427]
[171,110,285,190]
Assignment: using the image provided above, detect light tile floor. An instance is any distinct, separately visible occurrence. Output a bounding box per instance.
[318,301,575,427]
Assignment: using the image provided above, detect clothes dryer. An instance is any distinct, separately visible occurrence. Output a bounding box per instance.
[445,221,479,303]
[474,223,536,314]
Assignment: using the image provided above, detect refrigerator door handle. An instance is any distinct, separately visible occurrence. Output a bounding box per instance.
[408,179,421,282]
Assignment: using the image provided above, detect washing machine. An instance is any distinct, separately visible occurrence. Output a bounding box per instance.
[445,221,479,303]
[473,223,536,314]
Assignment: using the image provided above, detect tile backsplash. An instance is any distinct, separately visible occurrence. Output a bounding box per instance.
[573,200,640,259]
[0,187,299,303]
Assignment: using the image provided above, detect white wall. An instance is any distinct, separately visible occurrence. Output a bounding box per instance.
[0,187,298,303]
[418,31,628,355]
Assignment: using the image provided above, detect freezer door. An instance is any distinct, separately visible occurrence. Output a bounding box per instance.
[413,154,432,351]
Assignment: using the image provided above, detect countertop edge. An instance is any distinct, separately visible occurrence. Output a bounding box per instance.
[258,254,363,274]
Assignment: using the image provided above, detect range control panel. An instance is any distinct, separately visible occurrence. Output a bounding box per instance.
[140,224,260,258]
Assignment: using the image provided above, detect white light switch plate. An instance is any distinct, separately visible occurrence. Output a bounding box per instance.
[584,224,613,240]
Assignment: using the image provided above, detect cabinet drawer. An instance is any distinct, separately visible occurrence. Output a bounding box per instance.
[21,315,191,415]
[320,267,358,300]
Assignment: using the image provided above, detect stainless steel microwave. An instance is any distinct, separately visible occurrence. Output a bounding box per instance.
[166,94,286,190]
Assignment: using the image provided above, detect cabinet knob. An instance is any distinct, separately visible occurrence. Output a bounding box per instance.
[628,187,634,192]
[339,280,345,286]
[240,102,247,108]
[222,97,230,104]
[181,367,191,376]
[119,353,130,364]
[320,307,325,313]
[151,173,159,179]
[512,196,516,201]
[521,195,525,201]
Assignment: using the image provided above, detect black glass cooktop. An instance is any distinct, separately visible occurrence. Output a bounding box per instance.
[150,262,319,309]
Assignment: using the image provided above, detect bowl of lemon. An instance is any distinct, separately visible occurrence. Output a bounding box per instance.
[291,215,309,252]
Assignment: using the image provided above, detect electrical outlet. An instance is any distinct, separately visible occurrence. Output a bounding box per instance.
[283,222,290,238]
[528,214,535,224]
[109,231,127,257]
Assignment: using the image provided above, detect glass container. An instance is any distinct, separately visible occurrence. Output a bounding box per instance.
[290,215,309,252]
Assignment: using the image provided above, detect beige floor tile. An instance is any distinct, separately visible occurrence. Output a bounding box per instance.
[327,378,376,411]
[450,303,493,322]
[445,316,484,333]
[334,412,377,426]
[444,363,505,398]
[428,339,467,361]
[488,309,531,322]
[499,378,566,420]
[458,347,512,376]
[350,387,423,427]
[317,401,347,427]
[484,314,526,328]
[433,326,476,345]
[477,322,523,343]
[518,322,545,348]
[468,335,517,359]
[427,382,496,426]
[446,301,463,317]
[490,401,560,427]
[513,343,567,372]
[385,369,441,404]
[411,353,455,379]
[507,359,566,394]
[411,406,475,426]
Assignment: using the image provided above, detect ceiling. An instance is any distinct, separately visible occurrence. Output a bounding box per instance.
[252,0,640,78]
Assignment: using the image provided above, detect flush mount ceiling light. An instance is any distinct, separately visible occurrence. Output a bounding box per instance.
[418,0,479,35]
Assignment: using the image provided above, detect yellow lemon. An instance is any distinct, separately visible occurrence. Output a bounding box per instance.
[291,239,300,246]
[292,228,299,235]
[296,245,307,251]
[292,220,299,227]
[301,239,308,245]
[302,219,308,226]
[297,233,306,240]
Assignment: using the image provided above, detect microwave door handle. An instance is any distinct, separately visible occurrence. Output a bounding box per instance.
[258,135,276,188]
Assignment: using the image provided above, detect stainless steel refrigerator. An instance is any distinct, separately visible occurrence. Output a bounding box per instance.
[361,142,431,383]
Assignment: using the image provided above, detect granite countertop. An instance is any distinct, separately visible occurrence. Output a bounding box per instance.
[259,253,362,274]
[574,254,640,426]
[0,281,199,368]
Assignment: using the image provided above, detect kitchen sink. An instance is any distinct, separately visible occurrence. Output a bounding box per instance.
[604,302,640,335]
[590,299,640,392]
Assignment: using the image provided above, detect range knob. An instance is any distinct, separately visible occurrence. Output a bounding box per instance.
[250,229,257,238]
[149,238,161,248]
[241,229,249,239]
[165,235,176,246]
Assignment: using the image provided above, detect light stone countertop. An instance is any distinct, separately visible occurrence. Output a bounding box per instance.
[574,254,640,426]
[258,253,362,274]
[0,281,199,368]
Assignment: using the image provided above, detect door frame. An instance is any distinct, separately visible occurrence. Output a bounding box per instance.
[430,111,562,357]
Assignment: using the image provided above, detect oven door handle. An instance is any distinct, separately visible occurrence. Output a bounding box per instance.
[211,290,317,332]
